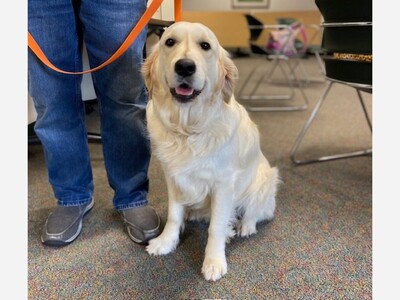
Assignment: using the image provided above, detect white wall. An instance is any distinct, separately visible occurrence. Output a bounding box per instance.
[148,0,175,21]
[183,0,318,12]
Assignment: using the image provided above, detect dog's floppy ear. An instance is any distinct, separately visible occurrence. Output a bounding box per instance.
[219,47,239,103]
[141,44,160,98]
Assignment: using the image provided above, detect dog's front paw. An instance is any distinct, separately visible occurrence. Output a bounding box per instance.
[146,236,178,256]
[201,257,227,281]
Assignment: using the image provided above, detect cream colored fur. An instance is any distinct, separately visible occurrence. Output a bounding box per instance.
[142,22,279,281]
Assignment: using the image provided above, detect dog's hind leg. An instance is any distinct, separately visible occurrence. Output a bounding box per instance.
[238,195,275,237]
[238,166,278,237]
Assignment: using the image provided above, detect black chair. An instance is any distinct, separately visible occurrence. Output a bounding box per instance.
[290,0,372,164]
[237,14,309,111]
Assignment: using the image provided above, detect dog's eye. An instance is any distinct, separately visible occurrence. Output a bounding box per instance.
[200,42,211,51]
[165,38,176,47]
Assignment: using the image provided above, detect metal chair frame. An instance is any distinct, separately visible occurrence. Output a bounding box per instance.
[290,78,372,164]
[290,20,372,164]
[301,23,326,83]
[238,54,310,111]
[239,16,312,112]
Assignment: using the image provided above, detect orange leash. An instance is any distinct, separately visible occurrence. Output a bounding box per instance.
[28,0,182,75]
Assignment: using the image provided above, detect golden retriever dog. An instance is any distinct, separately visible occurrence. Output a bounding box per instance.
[142,22,279,281]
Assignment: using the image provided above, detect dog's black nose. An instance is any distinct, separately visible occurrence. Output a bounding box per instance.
[175,59,196,77]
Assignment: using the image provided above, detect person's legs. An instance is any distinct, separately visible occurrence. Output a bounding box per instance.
[28,0,93,205]
[80,0,159,243]
[28,0,94,246]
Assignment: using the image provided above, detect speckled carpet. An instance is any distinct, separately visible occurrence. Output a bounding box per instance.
[28,56,372,299]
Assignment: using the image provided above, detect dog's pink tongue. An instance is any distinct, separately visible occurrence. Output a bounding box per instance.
[175,86,194,96]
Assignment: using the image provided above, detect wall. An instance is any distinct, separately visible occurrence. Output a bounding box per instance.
[182,0,318,12]
[180,0,321,49]
[181,10,322,49]
[149,0,175,21]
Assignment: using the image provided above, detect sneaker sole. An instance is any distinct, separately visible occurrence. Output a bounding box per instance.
[126,225,160,245]
[41,199,94,247]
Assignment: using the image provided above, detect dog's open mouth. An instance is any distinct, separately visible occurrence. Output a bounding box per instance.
[170,83,201,103]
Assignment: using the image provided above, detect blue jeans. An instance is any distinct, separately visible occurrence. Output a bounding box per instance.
[28,0,150,210]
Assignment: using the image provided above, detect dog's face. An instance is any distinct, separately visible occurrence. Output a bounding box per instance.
[142,22,238,105]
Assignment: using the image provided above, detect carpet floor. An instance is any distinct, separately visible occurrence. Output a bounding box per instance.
[28,55,372,299]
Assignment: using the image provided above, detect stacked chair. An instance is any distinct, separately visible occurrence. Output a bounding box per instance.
[276,17,326,84]
[290,0,372,164]
[238,14,310,111]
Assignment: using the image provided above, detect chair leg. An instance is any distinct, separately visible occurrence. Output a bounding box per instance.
[88,132,102,144]
[239,57,309,112]
[292,58,310,86]
[314,51,326,77]
[237,58,262,99]
[269,56,325,87]
[290,81,372,164]
[273,58,307,87]
[296,54,326,85]
[357,88,372,132]
[238,57,294,102]
[252,59,289,98]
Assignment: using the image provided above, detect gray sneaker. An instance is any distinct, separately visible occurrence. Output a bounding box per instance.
[41,199,94,247]
[120,206,161,245]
